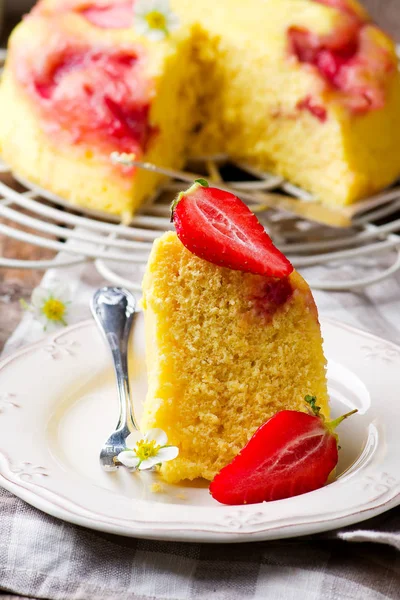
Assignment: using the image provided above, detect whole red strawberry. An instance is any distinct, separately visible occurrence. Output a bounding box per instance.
[170,179,293,278]
[209,396,357,505]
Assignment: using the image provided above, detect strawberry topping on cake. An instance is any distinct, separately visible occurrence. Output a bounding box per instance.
[79,1,134,29]
[15,40,156,154]
[296,96,327,121]
[289,2,396,114]
[33,1,135,29]
[171,180,293,278]
[252,277,294,318]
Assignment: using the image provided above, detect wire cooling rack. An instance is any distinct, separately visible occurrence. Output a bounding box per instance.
[2,154,400,292]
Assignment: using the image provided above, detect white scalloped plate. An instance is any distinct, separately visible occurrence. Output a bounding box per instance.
[0,316,399,543]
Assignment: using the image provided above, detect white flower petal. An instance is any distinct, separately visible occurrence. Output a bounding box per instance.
[31,286,49,309]
[45,321,63,333]
[166,13,180,31]
[36,315,60,333]
[48,283,71,303]
[133,6,147,17]
[133,0,178,39]
[146,28,167,41]
[138,456,161,470]
[156,446,179,462]
[118,451,140,469]
[145,428,168,446]
[134,0,156,16]
[36,313,48,325]
[134,17,150,34]
[31,282,71,308]
[157,0,171,13]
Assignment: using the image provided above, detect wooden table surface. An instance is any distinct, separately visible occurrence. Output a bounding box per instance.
[1,0,399,352]
[0,222,55,351]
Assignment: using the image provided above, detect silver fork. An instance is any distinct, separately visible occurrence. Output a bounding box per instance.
[91,287,140,471]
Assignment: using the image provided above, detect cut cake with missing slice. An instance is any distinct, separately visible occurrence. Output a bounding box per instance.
[1,0,400,217]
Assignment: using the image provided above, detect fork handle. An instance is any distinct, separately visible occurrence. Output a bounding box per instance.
[91,287,139,435]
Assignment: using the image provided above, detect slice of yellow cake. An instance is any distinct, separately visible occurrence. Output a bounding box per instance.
[141,182,328,484]
[0,6,199,218]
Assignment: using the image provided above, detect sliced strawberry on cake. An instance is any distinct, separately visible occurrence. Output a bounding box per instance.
[171,180,293,277]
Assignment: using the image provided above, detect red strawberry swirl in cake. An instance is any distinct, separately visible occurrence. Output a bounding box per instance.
[248,277,294,321]
[79,1,134,28]
[13,35,157,157]
[289,0,396,116]
[33,1,135,29]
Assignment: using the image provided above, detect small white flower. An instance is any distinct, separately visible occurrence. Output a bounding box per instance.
[117,428,179,471]
[133,0,180,41]
[21,281,71,332]
[110,151,136,167]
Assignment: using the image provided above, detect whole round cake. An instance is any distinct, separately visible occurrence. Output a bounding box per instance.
[1,0,400,218]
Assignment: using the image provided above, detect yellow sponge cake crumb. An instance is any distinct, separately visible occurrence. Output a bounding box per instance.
[141,232,328,483]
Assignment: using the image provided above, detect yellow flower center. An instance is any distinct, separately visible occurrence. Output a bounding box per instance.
[42,298,67,322]
[135,439,161,461]
[145,10,167,31]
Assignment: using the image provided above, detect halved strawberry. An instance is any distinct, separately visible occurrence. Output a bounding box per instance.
[170,180,293,278]
[209,396,357,505]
